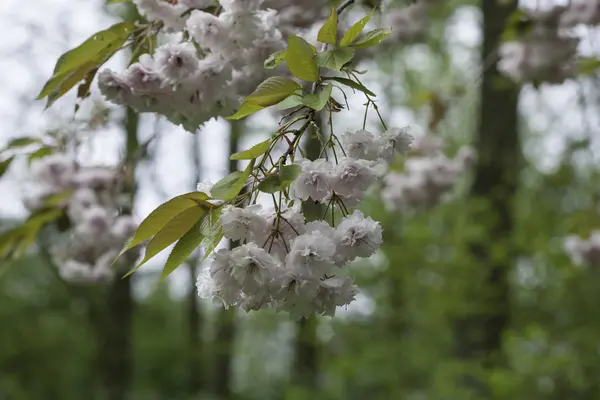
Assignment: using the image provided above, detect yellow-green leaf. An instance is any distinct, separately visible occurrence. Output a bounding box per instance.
[119,192,210,257]
[230,138,272,160]
[350,28,392,48]
[27,147,54,165]
[264,49,287,69]
[211,159,255,200]
[276,91,304,110]
[245,76,302,107]
[286,35,319,82]
[226,101,265,120]
[0,156,15,179]
[257,174,282,194]
[126,206,208,276]
[161,218,206,279]
[301,84,333,111]
[340,9,375,47]
[37,22,135,103]
[318,8,338,45]
[322,76,376,97]
[5,137,41,149]
[315,48,355,72]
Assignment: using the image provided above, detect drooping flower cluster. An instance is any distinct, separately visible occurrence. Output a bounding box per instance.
[197,127,413,317]
[381,135,475,211]
[382,0,429,44]
[99,0,286,131]
[497,4,595,84]
[563,231,600,266]
[24,153,138,284]
[561,0,600,27]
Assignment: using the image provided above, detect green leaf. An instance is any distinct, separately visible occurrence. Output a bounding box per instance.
[264,49,286,69]
[76,68,99,104]
[577,57,600,76]
[315,48,355,72]
[230,138,272,160]
[340,9,375,47]
[350,28,392,48]
[257,164,302,194]
[37,22,135,103]
[199,207,223,262]
[258,175,282,194]
[286,35,319,82]
[5,137,41,149]
[161,217,206,279]
[301,84,333,111]
[118,192,211,256]
[322,76,376,97]
[245,76,302,107]
[107,0,132,4]
[126,206,208,276]
[0,156,15,179]
[226,101,264,120]
[44,62,99,108]
[211,159,255,200]
[276,91,304,110]
[27,147,54,165]
[44,189,74,207]
[279,164,302,186]
[318,8,338,45]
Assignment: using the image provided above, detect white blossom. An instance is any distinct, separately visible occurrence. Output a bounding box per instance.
[271,272,320,319]
[98,70,132,105]
[230,243,280,294]
[285,231,336,280]
[180,0,213,9]
[291,159,333,202]
[305,220,336,237]
[564,231,600,266]
[313,276,359,316]
[67,188,98,223]
[186,10,229,52]
[328,157,376,206]
[154,42,200,85]
[335,210,383,264]
[561,0,600,26]
[110,216,138,242]
[132,0,186,31]
[220,0,263,13]
[30,153,75,187]
[76,206,112,238]
[219,204,267,242]
[377,127,414,162]
[341,129,378,161]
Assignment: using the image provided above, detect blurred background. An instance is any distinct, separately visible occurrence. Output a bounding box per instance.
[2,0,600,399]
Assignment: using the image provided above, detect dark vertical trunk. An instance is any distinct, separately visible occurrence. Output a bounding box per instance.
[187,131,204,397]
[211,121,242,399]
[455,0,520,390]
[292,120,322,390]
[96,106,138,400]
[187,261,203,396]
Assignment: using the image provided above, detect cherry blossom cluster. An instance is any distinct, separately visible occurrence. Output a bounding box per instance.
[381,135,476,211]
[99,0,287,130]
[498,2,600,84]
[382,0,430,45]
[563,231,600,266]
[25,153,138,284]
[197,127,414,318]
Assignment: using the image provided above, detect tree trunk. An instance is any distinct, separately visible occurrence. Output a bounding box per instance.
[212,121,243,399]
[187,130,204,397]
[292,120,322,390]
[95,106,138,400]
[455,0,520,390]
